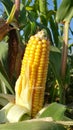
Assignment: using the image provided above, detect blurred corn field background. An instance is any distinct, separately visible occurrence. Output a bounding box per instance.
[0,0,73,130]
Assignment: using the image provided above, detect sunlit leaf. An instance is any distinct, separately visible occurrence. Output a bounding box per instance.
[37,102,71,121]
[49,17,59,46]
[7,4,16,23]
[50,45,61,53]
[24,22,31,41]
[30,21,37,35]
[25,6,33,11]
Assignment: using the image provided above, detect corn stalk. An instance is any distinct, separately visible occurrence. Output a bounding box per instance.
[61,22,69,79]
[60,22,69,104]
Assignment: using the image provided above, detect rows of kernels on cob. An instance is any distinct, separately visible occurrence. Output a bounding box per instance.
[15,30,50,117]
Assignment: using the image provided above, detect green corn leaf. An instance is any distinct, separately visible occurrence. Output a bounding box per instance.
[0,97,8,107]
[25,6,33,11]
[47,10,56,19]
[0,119,66,130]
[7,4,16,23]
[53,0,57,11]
[0,43,14,94]
[37,102,72,121]
[0,94,14,107]
[0,42,8,72]
[63,7,73,23]
[50,45,61,53]
[0,0,13,16]
[49,17,59,46]
[18,4,27,26]
[24,22,31,41]
[56,0,73,23]
[30,22,37,35]
[50,49,61,79]
[0,61,14,94]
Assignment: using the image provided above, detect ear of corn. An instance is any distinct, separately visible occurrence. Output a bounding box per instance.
[15,30,50,117]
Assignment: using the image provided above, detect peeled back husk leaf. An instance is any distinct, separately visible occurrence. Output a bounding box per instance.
[0,102,30,123]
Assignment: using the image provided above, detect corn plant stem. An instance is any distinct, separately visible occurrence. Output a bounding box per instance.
[14,0,21,44]
[15,0,20,19]
[61,22,69,78]
[60,22,69,104]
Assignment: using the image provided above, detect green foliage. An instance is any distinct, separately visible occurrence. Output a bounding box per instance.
[0,0,72,103]
[0,1,73,129]
[50,46,61,78]
[0,94,14,107]
[0,120,66,130]
[0,43,14,94]
[0,0,13,16]
[0,42,8,65]
[56,0,73,23]
[0,62,14,94]
[37,102,71,121]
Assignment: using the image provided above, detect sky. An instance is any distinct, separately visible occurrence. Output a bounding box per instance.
[0,2,3,16]
[0,0,73,44]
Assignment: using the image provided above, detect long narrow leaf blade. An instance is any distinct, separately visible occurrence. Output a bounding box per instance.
[0,0,13,16]
[0,61,14,94]
[0,120,66,130]
[7,4,16,23]
[37,102,71,121]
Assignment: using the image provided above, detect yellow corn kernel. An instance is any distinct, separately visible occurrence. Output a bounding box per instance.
[15,30,50,117]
